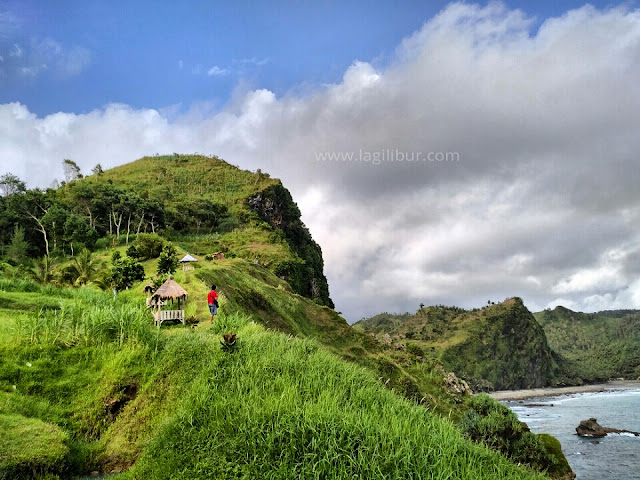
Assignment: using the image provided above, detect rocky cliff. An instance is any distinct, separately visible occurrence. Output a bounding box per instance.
[248,183,334,308]
[356,298,560,391]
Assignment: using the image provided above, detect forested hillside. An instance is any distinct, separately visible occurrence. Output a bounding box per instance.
[355,298,561,391]
[0,154,332,307]
[535,307,640,382]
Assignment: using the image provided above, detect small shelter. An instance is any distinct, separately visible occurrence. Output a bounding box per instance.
[179,253,198,271]
[150,276,188,327]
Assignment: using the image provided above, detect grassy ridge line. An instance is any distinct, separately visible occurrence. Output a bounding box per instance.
[356,299,559,391]
[120,317,546,480]
[0,279,546,479]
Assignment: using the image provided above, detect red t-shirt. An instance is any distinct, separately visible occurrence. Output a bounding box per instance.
[207,290,218,304]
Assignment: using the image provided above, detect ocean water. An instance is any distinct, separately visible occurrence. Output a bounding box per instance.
[505,388,640,480]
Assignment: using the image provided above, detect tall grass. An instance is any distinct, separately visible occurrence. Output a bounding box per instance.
[13,297,157,348]
[123,321,546,480]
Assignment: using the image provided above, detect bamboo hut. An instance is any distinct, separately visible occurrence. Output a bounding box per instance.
[150,276,188,327]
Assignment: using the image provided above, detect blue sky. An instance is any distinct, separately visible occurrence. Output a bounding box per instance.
[1,0,631,115]
[2,1,640,321]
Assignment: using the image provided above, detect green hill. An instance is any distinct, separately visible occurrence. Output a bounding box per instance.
[0,156,572,479]
[355,298,560,391]
[1,154,332,308]
[534,306,640,382]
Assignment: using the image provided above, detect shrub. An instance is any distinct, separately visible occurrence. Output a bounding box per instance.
[126,244,141,259]
[459,394,560,475]
[157,244,178,276]
[133,233,164,260]
[406,343,423,357]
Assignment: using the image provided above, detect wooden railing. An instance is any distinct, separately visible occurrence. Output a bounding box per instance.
[154,309,185,327]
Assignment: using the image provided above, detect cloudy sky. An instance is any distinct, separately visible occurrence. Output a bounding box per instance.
[2,1,640,321]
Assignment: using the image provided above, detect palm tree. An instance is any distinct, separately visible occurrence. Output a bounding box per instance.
[70,249,103,286]
[29,256,57,284]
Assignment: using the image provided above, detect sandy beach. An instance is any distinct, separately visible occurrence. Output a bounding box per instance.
[489,380,640,401]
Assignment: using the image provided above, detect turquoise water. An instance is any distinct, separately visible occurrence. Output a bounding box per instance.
[506,389,640,480]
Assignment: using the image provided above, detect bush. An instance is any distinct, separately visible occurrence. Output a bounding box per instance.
[459,394,561,475]
[406,343,423,357]
[157,244,178,276]
[126,244,141,259]
[134,233,164,260]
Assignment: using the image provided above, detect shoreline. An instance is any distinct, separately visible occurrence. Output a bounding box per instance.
[489,380,640,401]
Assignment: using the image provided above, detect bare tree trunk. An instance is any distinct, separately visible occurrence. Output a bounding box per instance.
[136,211,145,234]
[126,213,132,244]
[111,209,123,239]
[26,212,50,257]
[86,206,94,229]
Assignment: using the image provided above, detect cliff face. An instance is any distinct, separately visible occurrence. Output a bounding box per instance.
[440,299,558,390]
[248,183,334,308]
[356,298,560,391]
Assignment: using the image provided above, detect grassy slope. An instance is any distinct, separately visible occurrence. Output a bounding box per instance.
[0,279,551,480]
[355,299,559,391]
[534,306,640,382]
[94,154,278,214]
[0,155,572,478]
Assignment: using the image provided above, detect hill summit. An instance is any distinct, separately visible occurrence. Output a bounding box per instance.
[356,298,560,391]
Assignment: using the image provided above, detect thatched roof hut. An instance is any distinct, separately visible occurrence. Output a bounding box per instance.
[150,276,188,327]
[151,276,188,305]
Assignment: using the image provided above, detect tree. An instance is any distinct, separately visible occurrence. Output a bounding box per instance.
[0,173,26,197]
[134,233,164,260]
[64,214,98,255]
[63,159,82,182]
[41,205,69,253]
[91,164,104,175]
[157,243,178,275]
[109,255,145,291]
[30,256,57,284]
[69,249,103,286]
[6,225,29,264]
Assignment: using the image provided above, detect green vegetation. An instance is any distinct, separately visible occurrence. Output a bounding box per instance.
[459,394,563,476]
[0,154,331,307]
[0,285,549,479]
[356,299,560,391]
[535,306,640,382]
[0,156,573,478]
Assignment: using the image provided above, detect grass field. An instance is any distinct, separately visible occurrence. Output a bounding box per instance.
[0,276,553,479]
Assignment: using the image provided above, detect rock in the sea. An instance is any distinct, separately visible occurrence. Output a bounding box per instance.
[576,417,640,437]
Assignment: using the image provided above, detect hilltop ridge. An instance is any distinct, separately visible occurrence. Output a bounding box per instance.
[356,298,560,391]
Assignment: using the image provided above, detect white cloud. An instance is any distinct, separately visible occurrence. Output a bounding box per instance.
[207,65,230,76]
[0,36,90,79]
[2,3,640,320]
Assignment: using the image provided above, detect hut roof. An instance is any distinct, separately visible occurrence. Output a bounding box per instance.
[152,276,188,301]
[179,254,198,263]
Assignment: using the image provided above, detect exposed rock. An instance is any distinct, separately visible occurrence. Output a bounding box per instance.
[247,184,334,308]
[381,333,393,345]
[444,372,473,396]
[576,417,640,437]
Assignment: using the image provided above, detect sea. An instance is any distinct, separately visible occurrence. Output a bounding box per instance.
[505,388,640,480]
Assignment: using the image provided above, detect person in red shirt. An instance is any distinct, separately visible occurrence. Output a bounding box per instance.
[207,285,219,323]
